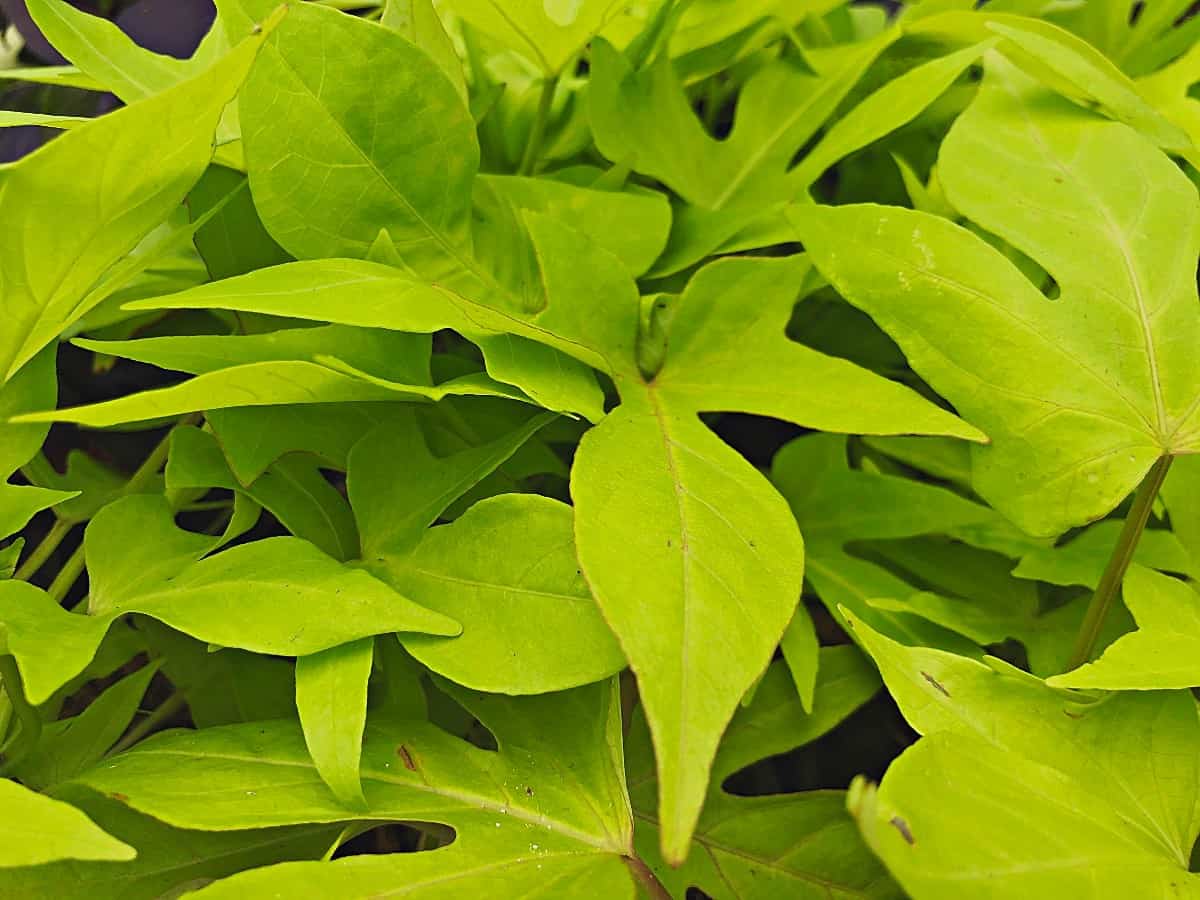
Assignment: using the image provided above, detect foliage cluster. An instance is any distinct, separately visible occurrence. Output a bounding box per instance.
[2,0,1200,897]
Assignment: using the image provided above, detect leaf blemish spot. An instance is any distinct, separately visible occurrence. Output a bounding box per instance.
[921,671,951,698]
[397,744,418,771]
[890,815,915,845]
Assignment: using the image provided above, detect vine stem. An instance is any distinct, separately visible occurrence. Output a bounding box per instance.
[625,854,671,900]
[1067,454,1174,670]
[517,75,556,176]
[13,517,72,581]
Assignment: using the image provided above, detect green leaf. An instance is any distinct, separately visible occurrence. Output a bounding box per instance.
[380,0,468,103]
[0,497,458,704]
[474,173,672,278]
[382,493,625,694]
[445,0,625,76]
[1049,566,1200,689]
[25,0,196,102]
[139,620,296,729]
[10,664,158,790]
[123,260,605,420]
[348,409,554,558]
[1013,519,1195,588]
[15,360,524,428]
[296,637,374,808]
[628,649,899,899]
[791,54,1200,537]
[572,256,981,863]
[189,165,293,281]
[77,679,637,898]
[206,403,400,484]
[769,434,996,649]
[241,3,476,272]
[1163,454,1200,567]
[167,426,360,560]
[0,349,76,539]
[0,784,342,900]
[234,4,605,417]
[0,12,275,381]
[590,32,895,213]
[0,110,89,128]
[846,612,1200,898]
[0,779,135,866]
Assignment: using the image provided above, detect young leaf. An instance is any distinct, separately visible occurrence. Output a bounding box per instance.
[0,779,135,866]
[296,637,374,809]
[792,54,1200,536]
[77,679,638,898]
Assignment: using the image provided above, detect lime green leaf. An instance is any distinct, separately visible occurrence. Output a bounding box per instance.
[0,779,134,866]
[26,0,195,102]
[628,649,898,899]
[770,433,999,652]
[847,612,1200,897]
[1164,454,1200,566]
[381,0,468,102]
[207,404,399,484]
[475,173,672,278]
[1013,520,1195,588]
[792,55,1200,536]
[0,497,457,703]
[77,679,636,898]
[10,664,157,790]
[445,0,625,76]
[0,14,275,381]
[0,785,342,900]
[348,409,553,558]
[590,32,895,213]
[573,256,980,863]
[384,493,625,694]
[0,110,88,128]
[14,360,522,428]
[139,620,296,729]
[241,3,476,273]
[0,349,76,539]
[123,260,605,420]
[296,637,374,808]
[1049,566,1200,689]
[167,426,360,560]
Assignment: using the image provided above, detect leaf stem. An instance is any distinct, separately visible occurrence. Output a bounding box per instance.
[1067,454,1174,670]
[625,854,671,900]
[106,691,187,757]
[0,654,41,770]
[517,76,556,176]
[13,517,72,581]
[47,544,86,607]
